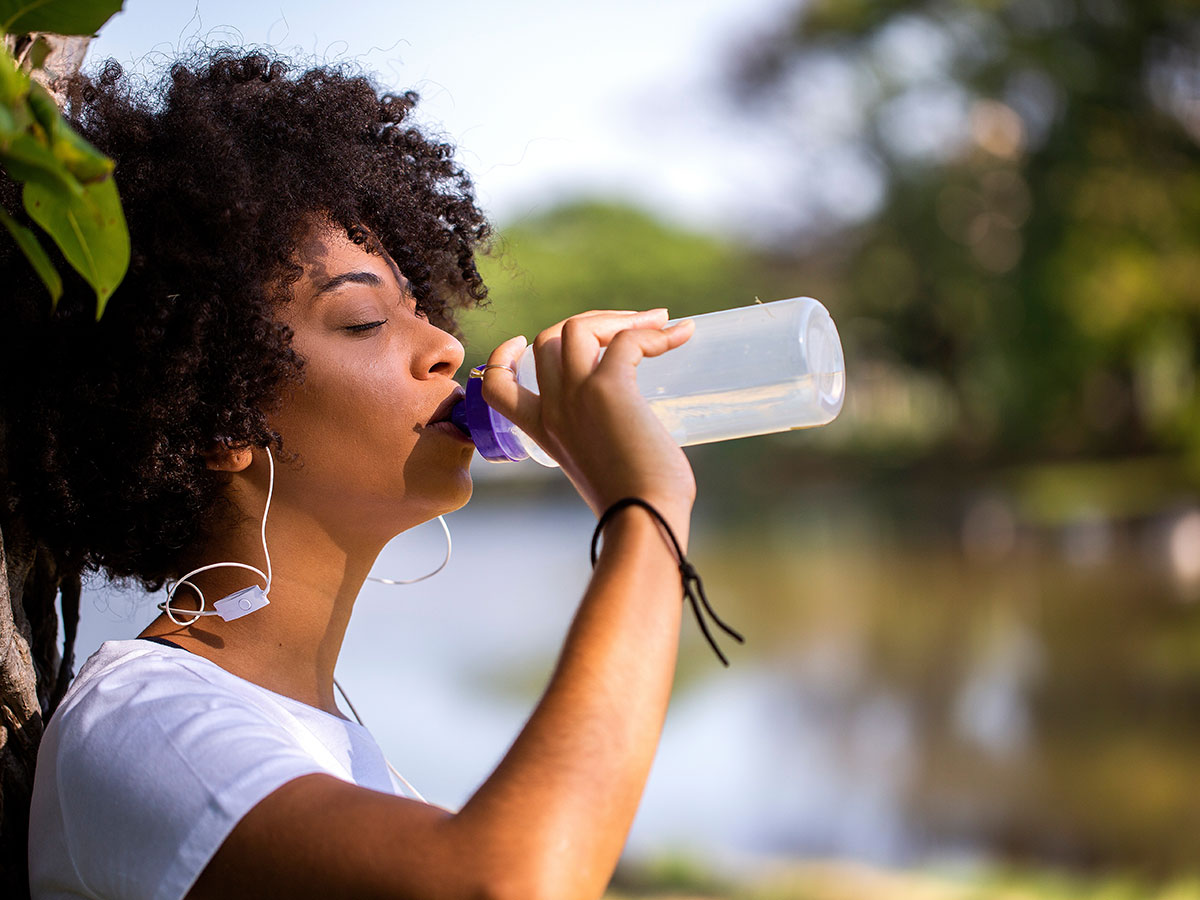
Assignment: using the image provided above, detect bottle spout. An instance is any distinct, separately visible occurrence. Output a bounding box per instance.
[451,378,529,463]
[449,395,472,437]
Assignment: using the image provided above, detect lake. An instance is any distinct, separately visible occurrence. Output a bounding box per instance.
[70,465,1200,875]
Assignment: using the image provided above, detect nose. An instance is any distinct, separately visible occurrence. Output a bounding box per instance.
[414,316,465,381]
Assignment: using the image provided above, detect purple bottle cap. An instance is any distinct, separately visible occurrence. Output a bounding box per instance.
[449,378,529,463]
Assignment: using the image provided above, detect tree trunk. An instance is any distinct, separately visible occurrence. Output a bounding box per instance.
[5,33,92,101]
[1,33,92,897]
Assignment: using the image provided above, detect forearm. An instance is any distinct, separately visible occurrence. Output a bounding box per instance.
[450,506,688,899]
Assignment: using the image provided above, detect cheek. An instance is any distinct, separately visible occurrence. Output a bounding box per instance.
[285,356,422,447]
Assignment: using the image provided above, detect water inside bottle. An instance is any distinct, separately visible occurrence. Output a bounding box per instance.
[647,372,844,447]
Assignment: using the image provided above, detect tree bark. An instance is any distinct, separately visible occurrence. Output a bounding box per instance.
[0,32,92,898]
[5,33,92,100]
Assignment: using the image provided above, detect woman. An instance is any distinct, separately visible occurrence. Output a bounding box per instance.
[3,50,699,900]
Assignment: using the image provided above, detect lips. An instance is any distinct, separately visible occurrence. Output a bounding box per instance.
[428,388,466,427]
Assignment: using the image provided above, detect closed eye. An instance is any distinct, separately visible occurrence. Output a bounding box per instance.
[344,319,388,333]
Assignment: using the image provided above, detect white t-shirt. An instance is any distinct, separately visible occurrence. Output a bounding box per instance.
[29,638,401,900]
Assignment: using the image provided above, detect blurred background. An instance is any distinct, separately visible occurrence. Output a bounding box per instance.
[72,0,1200,897]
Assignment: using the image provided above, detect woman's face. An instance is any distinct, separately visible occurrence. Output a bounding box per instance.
[265,224,475,541]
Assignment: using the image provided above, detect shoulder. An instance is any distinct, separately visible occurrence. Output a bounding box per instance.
[29,640,338,900]
[47,639,325,772]
[40,638,351,800]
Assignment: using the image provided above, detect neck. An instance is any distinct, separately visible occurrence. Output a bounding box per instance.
[141,478,389,717]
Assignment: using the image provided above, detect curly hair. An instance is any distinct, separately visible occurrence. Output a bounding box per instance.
[0,49,491,590]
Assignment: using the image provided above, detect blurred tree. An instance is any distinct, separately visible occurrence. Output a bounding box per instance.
[460,200,758,357]
[711,1,1200,873]
[726,0,1200,468]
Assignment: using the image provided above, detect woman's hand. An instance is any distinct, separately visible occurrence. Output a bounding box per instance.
[479,309,697,535]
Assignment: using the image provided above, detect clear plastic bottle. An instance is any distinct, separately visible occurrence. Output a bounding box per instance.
[451,296,845,467]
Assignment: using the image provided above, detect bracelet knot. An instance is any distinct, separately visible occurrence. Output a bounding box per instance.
[591,497,744,667]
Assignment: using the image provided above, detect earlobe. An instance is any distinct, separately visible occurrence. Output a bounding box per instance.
[203,443,255,473]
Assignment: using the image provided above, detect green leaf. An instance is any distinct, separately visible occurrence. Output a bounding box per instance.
[0,42,29,104]
[48,116,111,181]
[0,100,18,138]
[0,0,124,37]
[23,172,128,317]
[2,130,81,195]
[25,78,56,131]
[0,202,62,304]
[28,82,112,181]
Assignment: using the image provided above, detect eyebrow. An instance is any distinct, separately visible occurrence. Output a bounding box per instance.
[312,270,385,298]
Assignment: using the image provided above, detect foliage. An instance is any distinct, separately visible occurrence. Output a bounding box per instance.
[0,0,121,36]
[0,0,127,315]
[725,0,1200,468]
[460,201,761,359]
[605,858,1200,899]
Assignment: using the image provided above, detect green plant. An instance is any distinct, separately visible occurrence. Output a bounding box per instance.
[0,0,127,315]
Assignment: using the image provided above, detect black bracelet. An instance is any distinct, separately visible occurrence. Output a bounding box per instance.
[590,497,744,667]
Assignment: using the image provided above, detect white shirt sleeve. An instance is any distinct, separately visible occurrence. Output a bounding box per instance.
[29,642,377,900]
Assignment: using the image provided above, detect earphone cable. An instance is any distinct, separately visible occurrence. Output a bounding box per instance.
[158,444,440,802]
[333,676,428,803]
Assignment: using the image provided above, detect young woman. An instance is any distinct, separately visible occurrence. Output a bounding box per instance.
[4,50,698,899]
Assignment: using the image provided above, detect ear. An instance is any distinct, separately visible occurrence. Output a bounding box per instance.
[203,443,255,473]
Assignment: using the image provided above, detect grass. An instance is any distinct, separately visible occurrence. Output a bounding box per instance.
[603,859,1200,900]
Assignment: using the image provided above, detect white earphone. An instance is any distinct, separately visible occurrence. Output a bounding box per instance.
[158,445,452,625]
[156,444,448,803]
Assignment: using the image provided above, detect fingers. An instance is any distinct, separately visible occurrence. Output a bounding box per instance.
[555,309,671,387]
[554,309,669,347]
[531,309,642,344]
[478,309,690,434]
[595,317,695,373]
[478,334,540,427]
[532,308,667,401]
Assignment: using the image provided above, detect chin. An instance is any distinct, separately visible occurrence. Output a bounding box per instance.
[396,442,475,520]
[449,470,473,511]
[440,462,474,514]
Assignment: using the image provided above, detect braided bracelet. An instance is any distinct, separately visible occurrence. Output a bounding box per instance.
[590,497,744,666]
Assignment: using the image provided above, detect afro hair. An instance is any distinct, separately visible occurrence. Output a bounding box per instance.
[0,48,491,590]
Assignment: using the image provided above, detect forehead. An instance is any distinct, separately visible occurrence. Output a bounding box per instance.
[292,224,405,300]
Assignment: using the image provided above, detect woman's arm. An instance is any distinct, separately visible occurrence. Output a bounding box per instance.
[189,310,697,900]
[450,505,688,899]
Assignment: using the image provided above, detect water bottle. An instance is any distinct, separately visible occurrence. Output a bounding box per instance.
[450,296,845,467]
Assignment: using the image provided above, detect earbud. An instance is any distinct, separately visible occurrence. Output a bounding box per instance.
[159,445,453,624]
[155,444,438,804]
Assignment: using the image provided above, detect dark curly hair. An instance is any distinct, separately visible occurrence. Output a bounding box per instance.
[0,49,491,590]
